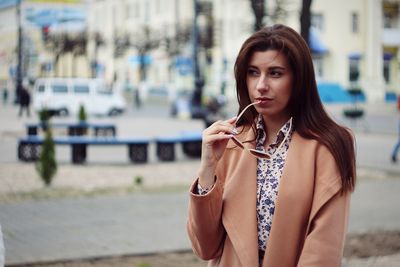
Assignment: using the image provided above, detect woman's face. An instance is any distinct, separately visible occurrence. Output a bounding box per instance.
[246,49,293,122]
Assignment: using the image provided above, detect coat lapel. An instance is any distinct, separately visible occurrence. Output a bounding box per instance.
[263,133,315,266]
[222,127,259,267]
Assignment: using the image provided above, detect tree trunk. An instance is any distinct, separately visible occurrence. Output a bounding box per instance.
[250,0,265,32]
[300,0,312,47]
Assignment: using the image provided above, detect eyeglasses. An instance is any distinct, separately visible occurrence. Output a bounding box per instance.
[231,101,292,159]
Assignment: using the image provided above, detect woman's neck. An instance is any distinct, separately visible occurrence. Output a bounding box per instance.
[261,114,291,143]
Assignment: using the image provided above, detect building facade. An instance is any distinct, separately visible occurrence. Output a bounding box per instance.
[308,0,400,101]
[0,0,399,102]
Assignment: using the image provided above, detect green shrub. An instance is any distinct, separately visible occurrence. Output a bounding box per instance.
[38,108,50,130]
[36,129,57,186]
[134,175,143,186]
[78,104,87,122]
[38,108,50,122]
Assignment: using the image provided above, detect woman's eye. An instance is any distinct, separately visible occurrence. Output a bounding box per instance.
[247,69,259,76]
[270,71,282,77]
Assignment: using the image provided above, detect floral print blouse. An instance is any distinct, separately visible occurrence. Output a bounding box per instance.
[197,116,293,252]
[255,116,293,252]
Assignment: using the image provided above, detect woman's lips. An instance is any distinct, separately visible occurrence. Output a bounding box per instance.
[255,97,272,104]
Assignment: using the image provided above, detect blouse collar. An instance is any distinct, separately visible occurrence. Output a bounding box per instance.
[255,115,293,147]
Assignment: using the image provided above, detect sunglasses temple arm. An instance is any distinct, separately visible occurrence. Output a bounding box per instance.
[235,101,260,124]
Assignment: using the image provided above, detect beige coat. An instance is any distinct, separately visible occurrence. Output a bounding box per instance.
[187,128,351,267]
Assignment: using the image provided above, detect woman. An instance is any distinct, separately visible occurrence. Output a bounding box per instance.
[187,24,356,267]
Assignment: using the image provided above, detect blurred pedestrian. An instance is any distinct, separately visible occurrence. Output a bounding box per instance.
[18,85,31,117]
[2,88,8,105]
[391,95,400,163]
[134,88,141,109]
[187,24,356,267]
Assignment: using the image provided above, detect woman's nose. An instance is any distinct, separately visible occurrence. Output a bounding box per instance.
[256,76,269,91]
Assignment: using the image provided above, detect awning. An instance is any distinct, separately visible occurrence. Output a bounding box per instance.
[348,52,393,61]
[348,52,362,60]
[25,7,86,27]
[383,52,393,61]
[309,28,329,55]
[0,0,17,10]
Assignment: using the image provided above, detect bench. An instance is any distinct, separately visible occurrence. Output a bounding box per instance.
[18,136,149,164]
[155,131,202,161]
[18,131,203,164]
[26,122,116,137]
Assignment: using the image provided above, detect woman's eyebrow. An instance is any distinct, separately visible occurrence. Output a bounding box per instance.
[269,66,286,70]
[248,64,286,70]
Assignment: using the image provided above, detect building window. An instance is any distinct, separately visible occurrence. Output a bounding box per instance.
[383,2,399,28]
[383,61,390,83]
[311,13,324,31]
[383,53,392,84]
[351,12,359,33]
[349,59,360,84]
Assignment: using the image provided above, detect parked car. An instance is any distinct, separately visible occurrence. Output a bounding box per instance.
[33,78,126,117]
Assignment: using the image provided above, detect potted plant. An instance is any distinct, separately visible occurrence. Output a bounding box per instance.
[36,128,57,186]
[343,87,365,122]
[74,104,88,136]
[78,104,88,122]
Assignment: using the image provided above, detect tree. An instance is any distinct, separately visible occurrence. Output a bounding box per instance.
[198,1,214,64]
[300,0,312,47]
[113,26,161,82]
[269,0,288,24]
[248,0,312,43]
[250,0,265,31]
[164,24,191,57]
[42,31,87,76]
[36,129,57,186]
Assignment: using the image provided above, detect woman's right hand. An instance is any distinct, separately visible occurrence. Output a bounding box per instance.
[197,117,237,187]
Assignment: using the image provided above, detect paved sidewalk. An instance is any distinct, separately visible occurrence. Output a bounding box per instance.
[1,177,400,265]
[0,191,191,265]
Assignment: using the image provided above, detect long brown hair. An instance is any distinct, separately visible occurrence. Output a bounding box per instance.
[234,24,356,193]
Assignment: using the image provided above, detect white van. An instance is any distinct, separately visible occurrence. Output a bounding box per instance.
[33,78,126,116]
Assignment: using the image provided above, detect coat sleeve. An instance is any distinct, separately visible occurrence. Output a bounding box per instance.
[186,177,225,260]
[297,144,351,267]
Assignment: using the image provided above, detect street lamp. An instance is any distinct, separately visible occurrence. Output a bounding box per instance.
[191,0,205,118]
[15,0,23,104]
